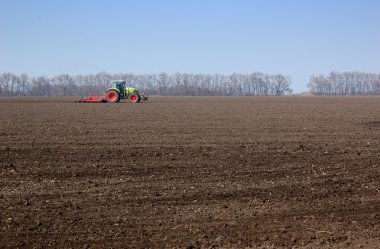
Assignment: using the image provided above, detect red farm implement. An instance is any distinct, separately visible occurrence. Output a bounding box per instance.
[75,93,107,103]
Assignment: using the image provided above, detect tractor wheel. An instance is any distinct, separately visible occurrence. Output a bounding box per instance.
[106,90,120,103]
[129,93,140,103]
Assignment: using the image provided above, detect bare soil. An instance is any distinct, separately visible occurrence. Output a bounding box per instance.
[1,96,380,248]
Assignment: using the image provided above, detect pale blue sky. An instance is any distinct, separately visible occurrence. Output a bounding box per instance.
[1,0,379,92]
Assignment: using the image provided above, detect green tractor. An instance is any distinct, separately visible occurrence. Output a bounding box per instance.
[105,80,148,103]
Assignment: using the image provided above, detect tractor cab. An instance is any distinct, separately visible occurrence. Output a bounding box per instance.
[113,80,127,95]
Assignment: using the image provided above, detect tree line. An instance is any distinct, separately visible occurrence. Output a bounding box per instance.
[0,72,293,97]
[1,71,379,97]
[308,72,380,95]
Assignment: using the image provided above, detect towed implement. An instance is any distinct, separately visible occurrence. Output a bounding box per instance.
[76,80,148,103]
[75,93,107,103]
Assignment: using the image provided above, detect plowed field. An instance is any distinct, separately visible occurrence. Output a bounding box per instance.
[1,96,380,248]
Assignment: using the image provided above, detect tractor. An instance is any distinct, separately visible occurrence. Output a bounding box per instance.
[75,80,148,103]
[105,80,148,103]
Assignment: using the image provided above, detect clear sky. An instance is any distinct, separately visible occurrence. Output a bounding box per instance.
[1,0,379,92]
